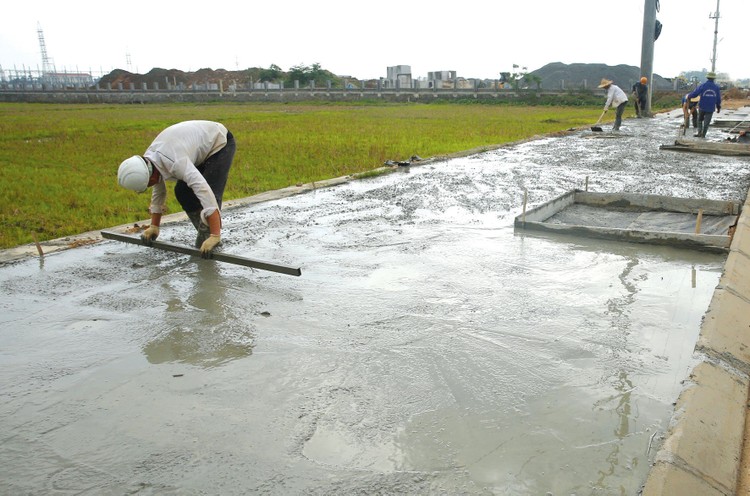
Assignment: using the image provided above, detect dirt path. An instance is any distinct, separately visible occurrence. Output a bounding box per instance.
[720,98,748,111]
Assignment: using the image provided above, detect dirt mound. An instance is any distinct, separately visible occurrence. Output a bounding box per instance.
[98,67,254,88]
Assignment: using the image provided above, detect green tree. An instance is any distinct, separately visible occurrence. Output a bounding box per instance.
[505,64,528,90]
[523,74,542,90]
[286,62,338,87]
[259,64,283,82]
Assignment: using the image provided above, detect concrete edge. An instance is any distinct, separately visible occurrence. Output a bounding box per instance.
[0,175,357,265]
[641,187,750,496]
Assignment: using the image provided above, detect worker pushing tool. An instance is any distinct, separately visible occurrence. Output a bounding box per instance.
[117,120,235,257]
[681,94,700,134]
[597,78,628,131]
[632,76,649,118]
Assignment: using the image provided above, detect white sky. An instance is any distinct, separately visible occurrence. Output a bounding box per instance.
[1,0,748,80]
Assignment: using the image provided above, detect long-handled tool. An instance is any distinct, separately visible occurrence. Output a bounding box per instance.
[591,110,606,132]
[728,117,750,135]
[101,230,302,276]
[682,105,690,136]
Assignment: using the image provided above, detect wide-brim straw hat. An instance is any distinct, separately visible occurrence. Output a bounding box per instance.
[598,78,613,88]
[706,72,717,79]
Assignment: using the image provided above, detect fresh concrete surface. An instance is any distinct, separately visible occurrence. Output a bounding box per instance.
[2,110,750,494]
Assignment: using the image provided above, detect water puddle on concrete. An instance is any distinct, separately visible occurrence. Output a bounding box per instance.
[1,115,749,494]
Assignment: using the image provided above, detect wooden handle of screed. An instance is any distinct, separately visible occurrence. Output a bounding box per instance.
[522,190,528,224]
[695,209,703,234]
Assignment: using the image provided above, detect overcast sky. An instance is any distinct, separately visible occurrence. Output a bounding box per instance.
[1,0,747,81]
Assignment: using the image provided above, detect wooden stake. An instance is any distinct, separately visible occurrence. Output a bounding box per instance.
[522,190,528,225]
[695,209,703,234]
[585,176,589,192]
[31,232,44,257]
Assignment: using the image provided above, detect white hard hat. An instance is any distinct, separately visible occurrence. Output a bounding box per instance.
[117,155,152,193]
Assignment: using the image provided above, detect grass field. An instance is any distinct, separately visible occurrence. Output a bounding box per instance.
[0,101,613,249]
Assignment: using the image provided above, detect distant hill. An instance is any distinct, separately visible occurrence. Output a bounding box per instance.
[530,62,672,91]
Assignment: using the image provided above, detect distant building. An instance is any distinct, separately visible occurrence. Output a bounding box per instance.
[42,72,93,88]
[413,70,461,90]
[386,65,412,89]
[427,70,457,89]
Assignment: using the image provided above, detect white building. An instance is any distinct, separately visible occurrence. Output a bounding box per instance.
[386,65,412,89]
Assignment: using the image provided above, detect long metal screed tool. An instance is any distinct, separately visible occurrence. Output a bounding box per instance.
[101,231,302,276]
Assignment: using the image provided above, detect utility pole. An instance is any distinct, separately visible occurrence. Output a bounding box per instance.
[710,0,720,72]
[640,0,657,116]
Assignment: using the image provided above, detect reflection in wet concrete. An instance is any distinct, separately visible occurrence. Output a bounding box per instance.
[143,262,254,367]
[1,114,749,494]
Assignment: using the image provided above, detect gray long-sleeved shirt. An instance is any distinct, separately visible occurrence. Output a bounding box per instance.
[144,120,228,223]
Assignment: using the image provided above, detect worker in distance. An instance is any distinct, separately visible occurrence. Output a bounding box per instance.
[117,120,235,257]
[686,71,722,138]
[597,78,629,131]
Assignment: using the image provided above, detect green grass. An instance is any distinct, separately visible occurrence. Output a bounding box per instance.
[0,101,608,249]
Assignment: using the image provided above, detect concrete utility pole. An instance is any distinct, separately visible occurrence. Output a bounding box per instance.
[710,0,720,72]
[640,0,657,116]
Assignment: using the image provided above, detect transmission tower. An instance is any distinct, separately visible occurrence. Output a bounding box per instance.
[709,0,720,72]
[37,22,55,74]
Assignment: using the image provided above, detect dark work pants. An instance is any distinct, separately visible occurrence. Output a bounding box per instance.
[174,131,236,214]
[689,107,699,128]
[614,102,627,130]
[697,111,714,137]
[637,98,647,116]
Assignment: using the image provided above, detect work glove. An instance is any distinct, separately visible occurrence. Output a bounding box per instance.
[199,234,221,258]
[140,225,160,245]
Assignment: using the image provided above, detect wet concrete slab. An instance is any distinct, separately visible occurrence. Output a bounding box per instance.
[2,114,750,494]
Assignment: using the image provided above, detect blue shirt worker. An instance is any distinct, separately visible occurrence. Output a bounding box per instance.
[598,78,629,131]
[117,120,236,256]
[686,72,722,138]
